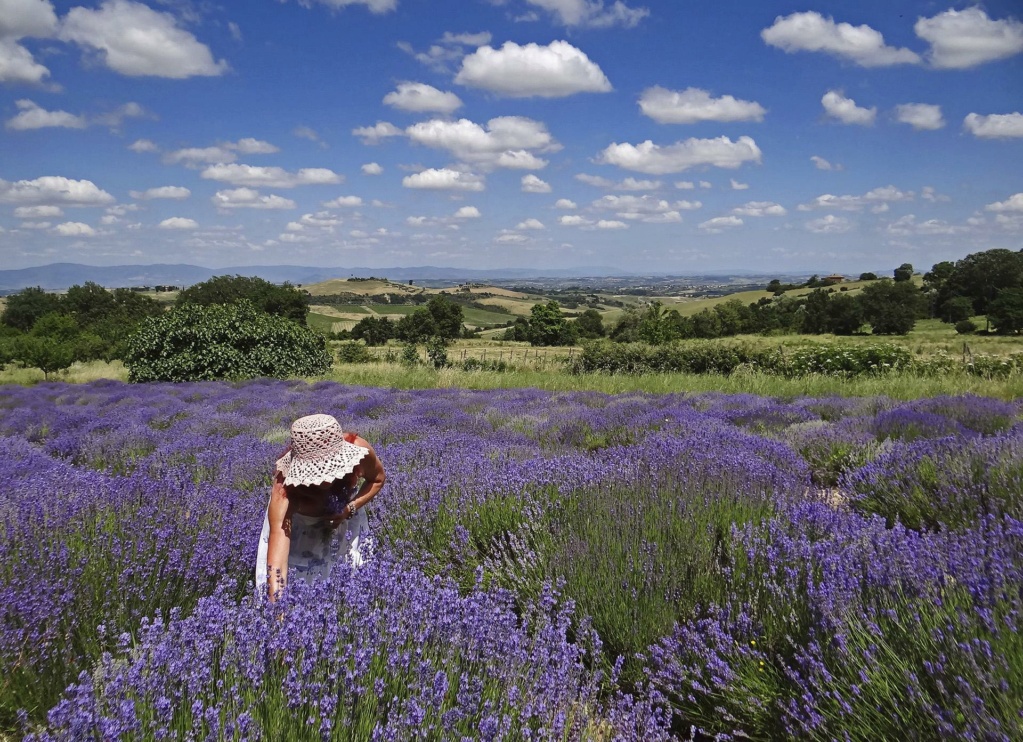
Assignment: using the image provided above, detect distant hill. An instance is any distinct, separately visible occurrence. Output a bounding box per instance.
[0,263,643,293]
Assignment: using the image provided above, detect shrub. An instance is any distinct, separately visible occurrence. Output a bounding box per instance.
[336,341,373,364]
[400,342,420,367]
[425,336,449,369]
[955,319,978,334]
[124,301,332,383]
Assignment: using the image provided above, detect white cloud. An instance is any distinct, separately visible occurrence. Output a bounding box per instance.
[0,175,114,206]
[761,11,920,67]
[521,174,551,193]
[593,194,699,223]
[164,146,237,166]
[402,168,485,191]
[576,173,613,188]
[288,0,397,13]
[53,221,96,236]
[5,99,86,130]
[915,7,1023,70]
[211,188,296,210]
[730,179,749,190]
[130,185,190,200]
[128,138,158,153]
[805,214,851,233]
[555,198,577,209]
[406,116,558,169]
[616,177,660,191]
[895,103,944,130]
[158,217,198,229]
[596,219,628,229]
[361,162,383,175]
[559,214,590,226]
[963,112,1023,139]
[14,204,61,218]
[732,201,786,217]
[59,0,227,78]
[698,216,743,233]
[0,0,58,84]
[675,181,694,189]
[323,195,363,207]
[352,121,403,144]
[821,90,876,126]
[232,138,279,154]
[201,164,342,188]
[516,218,545,230]
[496,232,529,244]
[921,186,950,203]
[699,181,712,189]
[810,155,841,171]
[597,136,762,174]
[524,0,649,28]
[293,125,326,147]
[638,86,765,124]
[886,214,964,236]
[454,205,481,218]
[441,31,491,46]
[985,193,1023,212]
[384,82,463,113]
[455,40,612,98]
[800,186,912,211]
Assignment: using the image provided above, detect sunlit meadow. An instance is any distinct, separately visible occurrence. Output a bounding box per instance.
[2,380,1021,740]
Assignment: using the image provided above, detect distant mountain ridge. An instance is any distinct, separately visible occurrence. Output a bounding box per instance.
[0,263,776,292]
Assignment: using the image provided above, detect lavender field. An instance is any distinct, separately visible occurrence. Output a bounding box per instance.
[2,380,1022,741]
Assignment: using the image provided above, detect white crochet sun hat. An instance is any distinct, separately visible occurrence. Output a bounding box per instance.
[276,414,368,487]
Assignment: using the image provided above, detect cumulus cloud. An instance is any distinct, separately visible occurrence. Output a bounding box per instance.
[211,188,296,210]
[675,181,694,189]
[322,195,363,207]
[406,116,559,169]
[615,177,660,191]
[699,216,743,232]
[0,0,58,84]
[963,112,1023,139]
[915,7,1023,69]
[14,204,61,218]
[821,90,876,126]
[800,185,913,211]
[523,0,649,28]
[232,137,279,154]
[201,164,342,188]
[164,146,237,166]
[638,86,765,124]
[288,0,397,14]
[559,214,590,226]
[361,162,383,175]
[5,99,86,130]
[129,138,158,153]
[384,82,463,114]
[895,103,945,130]
[158,216,198,229]
[732,201,786,217]
[53,221,96,236]
[59,0,228,78]
[130,185,190,200]
[352,121,403,144]
[730,179,749,190]
[516,218,545,230]
[594,219,626,229]
[521,174,551,193]
[810,155,842,171]
[0,175,114,206]
[593,193,698,223]
[555,198,577,209]
[805,214,851,233]
[455,40,612,98]
[402,168,485,191]
[576,173,613,188]
[597,136,762,174]
[454,205,481,218]
[761,11,920,67]
[985,193,1023,212]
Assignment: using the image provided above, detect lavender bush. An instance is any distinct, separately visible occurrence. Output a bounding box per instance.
[1,379,1020,739]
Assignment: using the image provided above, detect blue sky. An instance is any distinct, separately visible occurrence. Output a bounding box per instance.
[1,0,1021,275]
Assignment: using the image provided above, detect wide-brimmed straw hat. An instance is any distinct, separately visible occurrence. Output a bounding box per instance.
[276,414,367,487]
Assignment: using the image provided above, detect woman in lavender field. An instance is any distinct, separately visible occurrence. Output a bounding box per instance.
[256,414,386,601]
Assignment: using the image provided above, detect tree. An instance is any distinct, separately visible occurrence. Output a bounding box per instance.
[986,288,1023,335]
[937,248,1023,316]
[937,296,974,324]
[893,263,914,282]
[351,316,395,346]
[858,279,923,335]
[714,299,753,336]
[64,282,116,325]
[176,275,309,323]
[574,308,605,339]
[425,295,465,339]
[124,301,332,382]
[858,272,878,281]
[800,289,832,334]
[528,301,574,346]
[1,287,63,332]
[501,317,531,342]
[10,336,75,379]
[690,309,722,339]
[826,293,864,335]
[395,309,437,343]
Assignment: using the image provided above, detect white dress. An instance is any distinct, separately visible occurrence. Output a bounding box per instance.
[254,484,372,598]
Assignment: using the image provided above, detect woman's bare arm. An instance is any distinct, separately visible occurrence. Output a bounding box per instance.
[329,436,385,526]
[265,471,294,601]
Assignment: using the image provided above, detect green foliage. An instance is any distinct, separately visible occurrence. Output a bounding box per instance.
[937,248,1023,315]
[400,342,420,367]
[176,275,310,323]
[826,293,865,335]
[528,301,575,346]
[858,272,878,281]
[30,312,80,343]
[893,262,914,282]
[425,295,465,339]
[986,288,1023,335]
[124,301,332,383]
[859,279,924,335]
[1,286,63,332]
[424,336,450,369]
[8,335,75,379]
[955,319,978,335]
[574,308,605,339]
[395,309,437,343]
[336,341,373,364]
[938,296,975,324]
[350,316,395,345]
[786,343,913,377]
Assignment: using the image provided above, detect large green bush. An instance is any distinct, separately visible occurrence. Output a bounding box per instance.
[125,301,332,382]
